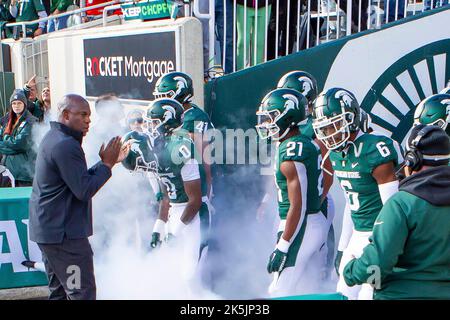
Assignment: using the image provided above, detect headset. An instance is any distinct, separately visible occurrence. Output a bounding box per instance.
[404,126,437,172]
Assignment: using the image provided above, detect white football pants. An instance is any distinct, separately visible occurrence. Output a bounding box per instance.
[167,202,210,291]
[269,212,329,298]
[337,230,374,300]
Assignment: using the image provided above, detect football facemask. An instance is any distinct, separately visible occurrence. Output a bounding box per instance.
[313,112,354,150]
[256,109,283,140]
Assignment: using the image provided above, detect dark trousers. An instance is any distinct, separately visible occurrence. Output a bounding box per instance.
[38,238,96,300]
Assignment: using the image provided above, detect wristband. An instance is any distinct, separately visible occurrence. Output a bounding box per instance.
[276,237,290,253]
[152,219,166,234]
[171,218,187,237]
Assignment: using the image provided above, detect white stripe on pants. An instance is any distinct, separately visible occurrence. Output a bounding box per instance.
[337,229,373,300]
[268,212,329,297]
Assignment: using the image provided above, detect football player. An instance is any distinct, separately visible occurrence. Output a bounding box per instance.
[312,88,403,300]
[121,122,163,209]
[413,93,450,137]
[277,71,335,280]
[153,72,215,199]
[256,88,330,297]
[145,98,210,287]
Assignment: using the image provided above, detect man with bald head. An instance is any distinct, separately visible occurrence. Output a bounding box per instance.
[29,94,129,300]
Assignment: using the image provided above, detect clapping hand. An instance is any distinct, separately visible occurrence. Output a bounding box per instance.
[99,136,122,169]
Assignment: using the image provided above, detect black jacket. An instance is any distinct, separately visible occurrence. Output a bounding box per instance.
[29,121,112,244]
[400,165,450,206]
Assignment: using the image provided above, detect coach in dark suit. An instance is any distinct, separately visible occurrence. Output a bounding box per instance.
[29,94,129,300]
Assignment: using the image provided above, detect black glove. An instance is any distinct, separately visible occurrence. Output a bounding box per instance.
[267,249,288,274]
[150,232,162,248]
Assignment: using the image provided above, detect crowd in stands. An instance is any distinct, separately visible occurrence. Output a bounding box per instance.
[0,0,117,38]
[0,0,447,74]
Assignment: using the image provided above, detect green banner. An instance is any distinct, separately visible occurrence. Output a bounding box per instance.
[121,0,175,22]
[0,187,48,289]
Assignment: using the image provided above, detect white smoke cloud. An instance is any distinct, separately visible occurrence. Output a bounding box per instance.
[31,98,345,299]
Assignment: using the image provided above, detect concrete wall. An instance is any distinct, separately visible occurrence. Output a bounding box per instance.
[47,17,203,116]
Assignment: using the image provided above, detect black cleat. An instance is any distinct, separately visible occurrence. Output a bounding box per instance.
[21,260,36,269]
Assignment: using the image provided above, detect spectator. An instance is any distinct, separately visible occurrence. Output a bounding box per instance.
[27,85,51,123]
[28,94,129,300]
[343,125,450,299]
[23,75,45,122]
[0,0,15,39]
[39,86,51,120]
[47,0,72,33]
[215,0,233,74]
[0,89,37,187]
[9,0,47,38]
[236,0,272,70]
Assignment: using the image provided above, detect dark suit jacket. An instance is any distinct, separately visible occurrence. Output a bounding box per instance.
[29,121,112,244]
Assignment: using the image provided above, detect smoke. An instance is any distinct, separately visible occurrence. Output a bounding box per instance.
[30,98,345,299]
[78,101,222,299]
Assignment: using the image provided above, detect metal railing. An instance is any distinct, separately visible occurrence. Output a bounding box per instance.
[2,0,119,39]
[205,0,449,75]
[2,0,448,81]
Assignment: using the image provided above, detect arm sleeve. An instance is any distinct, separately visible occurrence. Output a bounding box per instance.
[343,197,409,286]
[0,123,32,155]
[9,4,17,18]
[37,10,47,29]
[180,158,200,181]
[52,140,112,202]
[378,180,399,204]
[337,202,354,251]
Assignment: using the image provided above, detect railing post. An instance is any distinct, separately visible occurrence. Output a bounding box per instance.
[346,0,352,35]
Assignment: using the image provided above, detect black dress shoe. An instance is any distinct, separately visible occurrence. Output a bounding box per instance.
[21,260,36,269]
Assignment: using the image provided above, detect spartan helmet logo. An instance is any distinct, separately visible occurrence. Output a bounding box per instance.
[174,76,188,95]
[335,90,354,109]
[130,141,143,155]
[282,94,299,111]
[162,105,176,122]
[299,76,313,97]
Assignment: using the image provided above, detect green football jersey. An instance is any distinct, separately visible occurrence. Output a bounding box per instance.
[298,115,315,139]
[16,0,45,33]
[274,134,323,220]
[156,132,207,203]
[182,104,214,135]
[330,132,402,232]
